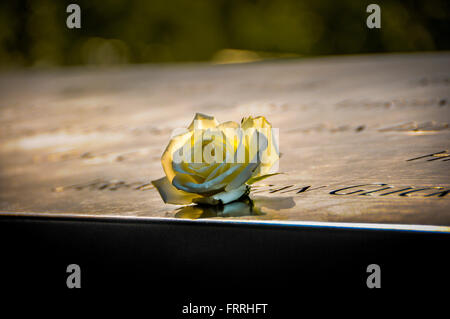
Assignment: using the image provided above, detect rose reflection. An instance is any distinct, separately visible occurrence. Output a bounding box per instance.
[175,196,295,219]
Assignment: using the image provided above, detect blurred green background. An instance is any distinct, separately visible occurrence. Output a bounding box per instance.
[0,0,448,67]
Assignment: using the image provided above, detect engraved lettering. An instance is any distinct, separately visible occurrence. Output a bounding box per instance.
[359,186,392,196]
[407,150,448,162]
[423,188,449,197]
[288,185,328,194]
[295,186,310,193]
[269,185,294,193]
[398,188,432,197]
[330,184,380,195]
[379,187,413,196]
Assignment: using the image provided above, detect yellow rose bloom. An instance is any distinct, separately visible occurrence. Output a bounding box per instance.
[152,113,279,205]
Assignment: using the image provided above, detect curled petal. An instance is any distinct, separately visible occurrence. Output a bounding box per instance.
[259,127,279,175]
[217,121,239,130]
[247,172,280,185]
[161,131,192,183]
[152,176,202,205]
[192,161,219,178]
[241,115,271,130]
[172,161,195,175]
[242,116,279,177]
[225,162,259,192]
[226,130,268,191]
[218,120,240,153]
[188,113,219,130]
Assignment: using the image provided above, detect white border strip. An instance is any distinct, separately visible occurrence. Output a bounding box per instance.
[1,211,449,233]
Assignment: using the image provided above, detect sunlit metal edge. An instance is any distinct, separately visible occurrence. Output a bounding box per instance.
[1,211,449,233]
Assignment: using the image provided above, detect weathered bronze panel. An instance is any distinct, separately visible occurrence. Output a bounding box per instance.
[1,54,449,229]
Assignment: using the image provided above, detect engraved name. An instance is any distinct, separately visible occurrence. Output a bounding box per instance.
[252,183,449,198]
[53,180,449,198]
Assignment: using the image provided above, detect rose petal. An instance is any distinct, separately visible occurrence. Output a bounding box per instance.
[241,115,271,130]
[193,162,219,178]
[218,121,240,130]
[173,163,242,193]
[241,117,279,177]
[152,176,202,204]
[247,172,280,185]
[218,121,240,151]
[188,113,219,130]
[193,184,249,205]
[224,162,259,191]
[225,130,268,191]
[172,161,206,183]
[161,131,193,182]
[218,122,241,163]
[252,133,278,176]
[172,161,195,175]
[204,162,223,181]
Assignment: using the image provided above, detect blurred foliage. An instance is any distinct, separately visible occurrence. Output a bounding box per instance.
[0,0,448,67]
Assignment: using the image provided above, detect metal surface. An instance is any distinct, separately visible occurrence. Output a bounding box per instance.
[0,53,449,228]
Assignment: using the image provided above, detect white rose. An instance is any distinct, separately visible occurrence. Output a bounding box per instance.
[152,113,279,205]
